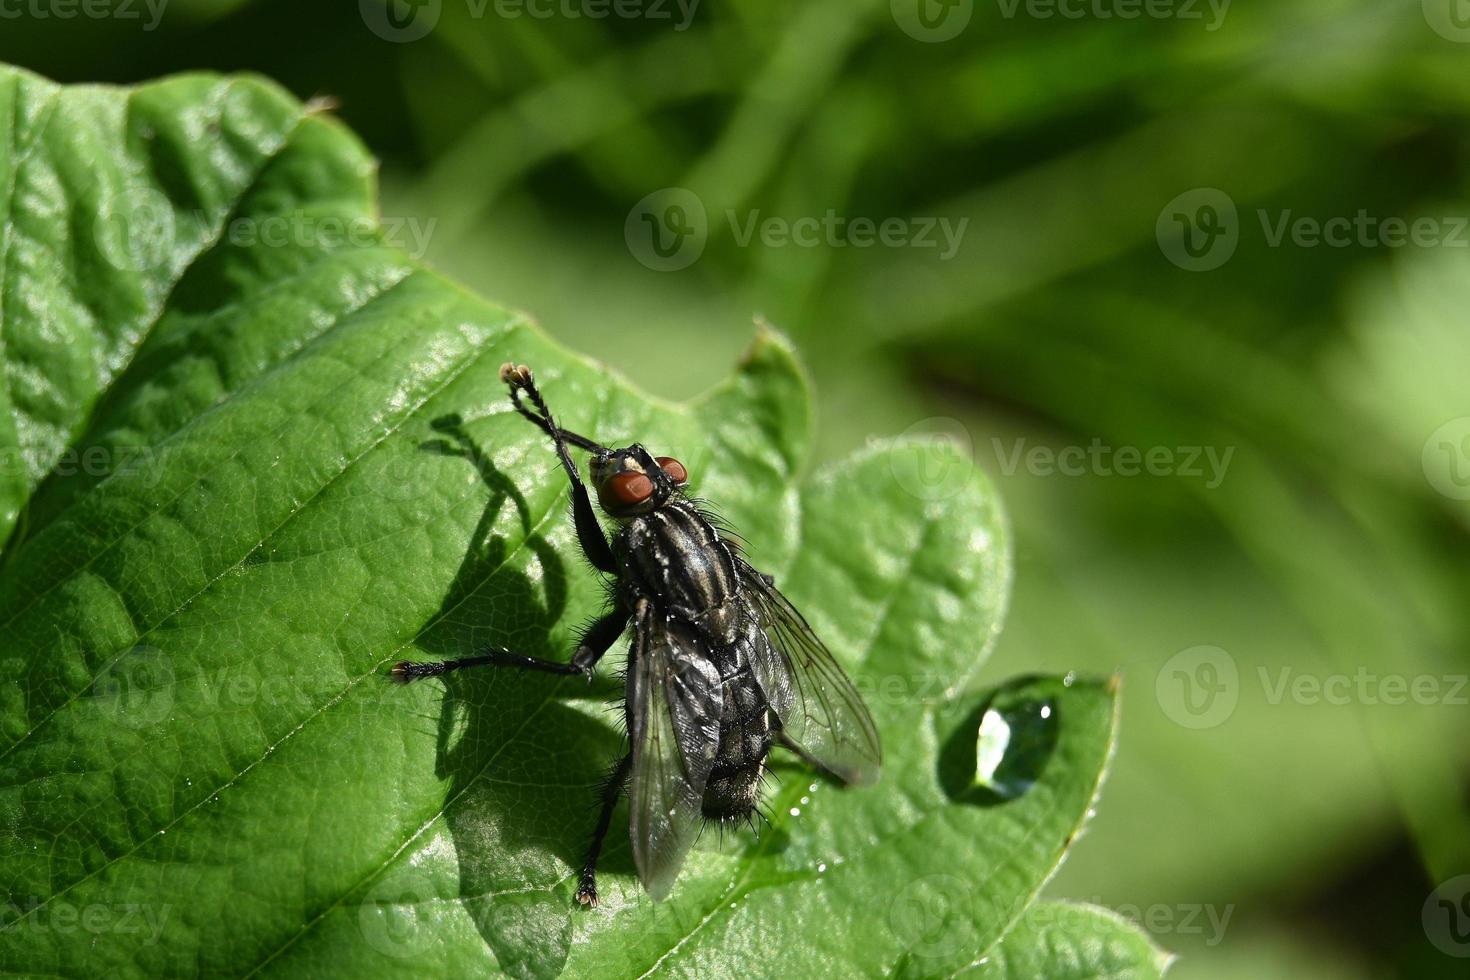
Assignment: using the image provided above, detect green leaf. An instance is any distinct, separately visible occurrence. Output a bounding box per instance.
[961,902,1174,980]
[0,66,1125,979]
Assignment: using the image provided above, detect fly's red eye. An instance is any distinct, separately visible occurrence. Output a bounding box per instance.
[656,457,688,485]
[602,472,654,510]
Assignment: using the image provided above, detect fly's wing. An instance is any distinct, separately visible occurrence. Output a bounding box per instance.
[627,612,724,901]
[738,564,882,786]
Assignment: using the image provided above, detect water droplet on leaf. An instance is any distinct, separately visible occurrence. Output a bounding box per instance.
[972,692,1059,800]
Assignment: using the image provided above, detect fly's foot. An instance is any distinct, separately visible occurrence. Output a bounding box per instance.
[389,661,429,684]
[575,877,599,908]
[499,362,534,388]
[570,645,600,683]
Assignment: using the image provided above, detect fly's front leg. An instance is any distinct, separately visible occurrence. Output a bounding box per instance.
[564,460,618,574]
[537,408,618,573]
[502,363,618,573]
[392,607,628,683]
[577,751,632,907]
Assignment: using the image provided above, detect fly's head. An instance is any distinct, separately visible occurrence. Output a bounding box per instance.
[589,445,689,518]
[497,362,690,518]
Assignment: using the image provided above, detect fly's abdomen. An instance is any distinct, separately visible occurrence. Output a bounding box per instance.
[701,656,774,822]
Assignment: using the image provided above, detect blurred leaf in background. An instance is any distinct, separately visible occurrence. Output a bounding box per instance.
[1,0,1468,977]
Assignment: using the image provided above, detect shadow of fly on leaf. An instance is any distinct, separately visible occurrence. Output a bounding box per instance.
[393,365,883,907]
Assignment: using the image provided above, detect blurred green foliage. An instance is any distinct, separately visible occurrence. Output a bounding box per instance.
[4,0,1468,976]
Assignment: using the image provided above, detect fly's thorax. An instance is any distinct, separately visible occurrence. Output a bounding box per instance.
[618,501,741,634]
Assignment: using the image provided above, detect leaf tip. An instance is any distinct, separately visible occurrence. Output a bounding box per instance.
[303,92,342,116]
[691,319,814,481]
[739,318,807,387]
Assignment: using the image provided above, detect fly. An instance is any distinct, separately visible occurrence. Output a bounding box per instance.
[392,364,881,905]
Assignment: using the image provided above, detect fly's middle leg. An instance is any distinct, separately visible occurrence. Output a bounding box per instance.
[391,606,627,683]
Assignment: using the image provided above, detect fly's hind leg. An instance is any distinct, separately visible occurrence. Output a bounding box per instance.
[577,751,632,906]
[775,731,831,776]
